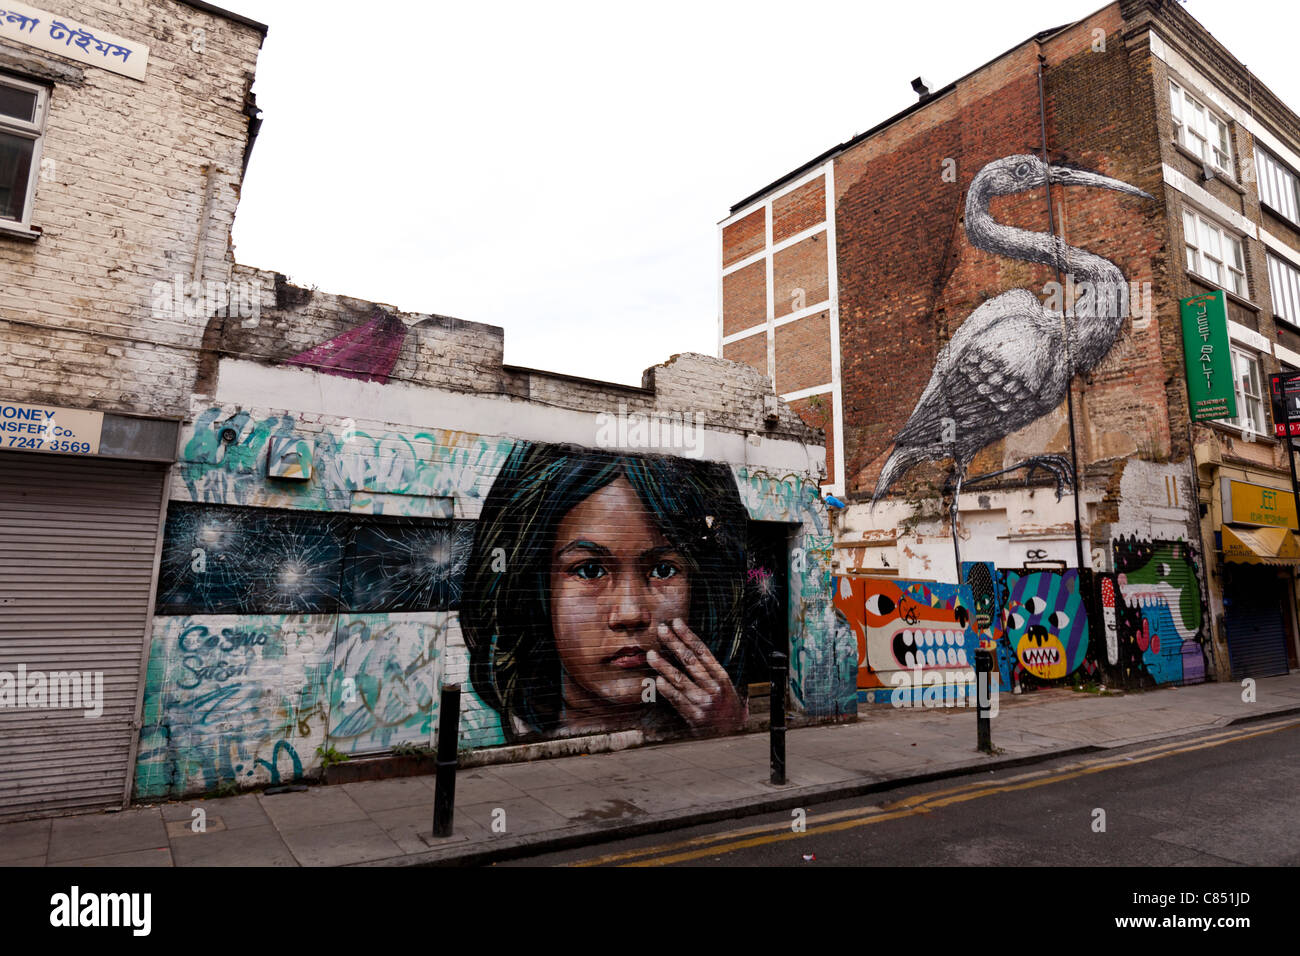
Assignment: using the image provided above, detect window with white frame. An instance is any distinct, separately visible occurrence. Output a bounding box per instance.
[1230,346,1267,436]
[1256,147,1300,225]
[1170,80,1232,172]
[0,74,49,228]
[1268,251,1300,327]
[1183,209,1247,297]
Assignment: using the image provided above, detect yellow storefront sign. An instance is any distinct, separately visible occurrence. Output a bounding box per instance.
[1220,477,1298,530]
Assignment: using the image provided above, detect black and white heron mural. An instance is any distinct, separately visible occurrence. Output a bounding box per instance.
[870,153,1153,566]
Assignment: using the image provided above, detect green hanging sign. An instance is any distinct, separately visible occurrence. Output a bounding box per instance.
[1180,290,1237,422]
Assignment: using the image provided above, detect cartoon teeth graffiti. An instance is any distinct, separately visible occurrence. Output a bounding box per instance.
[1015,616,1070,679]
[1116,545,1201,643]
[859,578,978,676]
[999,570,1089,682]
[1114,539,1205,685]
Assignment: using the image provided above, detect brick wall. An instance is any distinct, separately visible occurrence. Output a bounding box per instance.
[722,258,766,337]
[832,6,1165,522]
[0,0,264,418]
[773,234,828,318]
[772,175,825,243]
[722,207,764,268]
[722,330,767,381]
[774,310,830,393]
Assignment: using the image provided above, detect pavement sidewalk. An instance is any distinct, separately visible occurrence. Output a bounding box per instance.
[5,673,1300,867]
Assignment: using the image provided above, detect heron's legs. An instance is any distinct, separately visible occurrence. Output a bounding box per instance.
[963,454,1075,500]
[950,465,965,581]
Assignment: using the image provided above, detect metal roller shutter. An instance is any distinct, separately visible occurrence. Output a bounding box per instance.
[1223,568,1290,680]
[0,451,167,820]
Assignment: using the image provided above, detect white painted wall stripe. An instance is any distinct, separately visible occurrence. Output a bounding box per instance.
[215,360,824,474]
[781,383,833,402]
[1228,318,1271,353]
[721,299,834,345]
[721,164,830,228]
[721,222,831,277]
[825,160,844,497]
[1260,225,1300,270]
[1162,163,1257,238]
[1149,31,1300,178]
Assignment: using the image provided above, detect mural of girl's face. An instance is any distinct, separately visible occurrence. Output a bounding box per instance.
[549,477,691,726]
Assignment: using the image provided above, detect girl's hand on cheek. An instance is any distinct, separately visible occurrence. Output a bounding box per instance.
[647,619,747,734]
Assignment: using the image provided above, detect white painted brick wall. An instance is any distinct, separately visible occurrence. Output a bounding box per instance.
[0,0,264,418]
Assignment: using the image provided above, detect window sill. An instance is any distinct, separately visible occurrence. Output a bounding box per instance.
[1206,419,1277,445]
[1184,269,1258,311]
[0,221,41,242]
[1172,140,1243,193]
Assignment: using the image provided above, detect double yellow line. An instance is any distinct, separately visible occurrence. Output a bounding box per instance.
[569,716,1300,867]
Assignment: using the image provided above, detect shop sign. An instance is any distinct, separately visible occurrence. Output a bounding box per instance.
[0,2,149,81]
[1221,477,1298,531]
[1180,290,1237,422]
[0,400,102,456]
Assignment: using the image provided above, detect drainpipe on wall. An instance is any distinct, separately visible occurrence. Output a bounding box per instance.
[192,163,218,286]
[1036,52,1088,573]
[1186,421,1219,681]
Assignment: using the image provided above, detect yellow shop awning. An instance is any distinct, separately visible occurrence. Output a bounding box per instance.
[1222,525,1300,565]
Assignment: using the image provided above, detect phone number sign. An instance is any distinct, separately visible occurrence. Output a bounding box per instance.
[0,401,103,456]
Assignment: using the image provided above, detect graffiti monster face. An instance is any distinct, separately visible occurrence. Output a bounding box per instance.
[862,579,973,673]
[1008,597,1072,679]
[1117,544,1201,643]
[1000,571,1088,681]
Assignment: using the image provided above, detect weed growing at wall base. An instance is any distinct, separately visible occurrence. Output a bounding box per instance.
[0,664,103,718]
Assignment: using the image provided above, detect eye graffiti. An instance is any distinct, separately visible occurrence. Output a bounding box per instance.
[997,570,1089,682]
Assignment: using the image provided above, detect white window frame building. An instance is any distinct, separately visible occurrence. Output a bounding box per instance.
[1183,208,1248,298]
[0,72,49,231]
[1170,79,1232,172]
[1256,146,1300,226]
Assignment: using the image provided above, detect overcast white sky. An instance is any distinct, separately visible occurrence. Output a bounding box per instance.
[227,0,1300,386]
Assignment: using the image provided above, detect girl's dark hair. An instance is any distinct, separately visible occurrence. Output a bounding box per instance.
[460,441,750,740]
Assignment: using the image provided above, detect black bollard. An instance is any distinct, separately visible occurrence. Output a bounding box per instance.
[975,648,994,754]
[770,652,787,784]
[432,683,462,838]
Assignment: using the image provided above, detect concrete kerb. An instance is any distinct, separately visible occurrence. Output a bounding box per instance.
[360,699,1300,868]
[359,743,1101,867]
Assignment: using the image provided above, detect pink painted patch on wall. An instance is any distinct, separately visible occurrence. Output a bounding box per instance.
[285,312,409,383]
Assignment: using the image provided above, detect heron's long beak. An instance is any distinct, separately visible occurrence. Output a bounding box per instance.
[1049,164,1153,200]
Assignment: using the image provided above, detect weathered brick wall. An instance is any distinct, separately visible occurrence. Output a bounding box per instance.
[773,311,830,393]
[0,0,264,418]
[203,273,821,444]
[773,234,828,318]
[722,259,765,337]
[721,331,766,382]
[722,207,764,268]
[833,7,1165,522]
[772,175,826,243]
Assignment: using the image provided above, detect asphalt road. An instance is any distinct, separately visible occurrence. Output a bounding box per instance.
[501,716,1300,867]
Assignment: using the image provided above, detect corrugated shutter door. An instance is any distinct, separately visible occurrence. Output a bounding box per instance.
[1223,568,1290,680]
[0,451,166,820]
